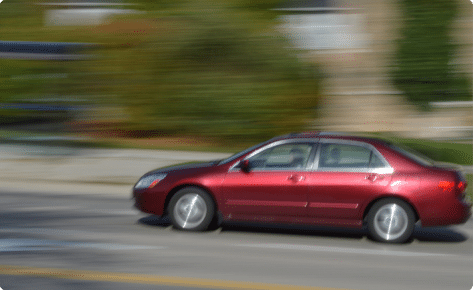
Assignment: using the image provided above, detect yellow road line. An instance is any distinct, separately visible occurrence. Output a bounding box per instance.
[0,265,354,290]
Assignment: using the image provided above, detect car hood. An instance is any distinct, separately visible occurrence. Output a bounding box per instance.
[147,161,220,175]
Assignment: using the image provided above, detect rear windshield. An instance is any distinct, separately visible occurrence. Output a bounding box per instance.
[388,144,435,167]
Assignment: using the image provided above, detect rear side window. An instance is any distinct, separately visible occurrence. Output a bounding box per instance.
[318,143,386,171]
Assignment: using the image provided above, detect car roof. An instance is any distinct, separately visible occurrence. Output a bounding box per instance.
[274,132,390,146]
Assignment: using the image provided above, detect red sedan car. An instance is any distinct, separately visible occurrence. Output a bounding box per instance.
[133,132,471,243]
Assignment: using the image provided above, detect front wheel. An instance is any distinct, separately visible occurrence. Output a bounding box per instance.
[366,198,416,243]
[168,187,215,231]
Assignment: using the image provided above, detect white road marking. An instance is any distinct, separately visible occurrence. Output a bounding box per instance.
[234,243,449,257]
[6,206,139,215]
[0,228,98,236]
[82,209,140,216]
[0,239,163,252]
[9,206,81,212]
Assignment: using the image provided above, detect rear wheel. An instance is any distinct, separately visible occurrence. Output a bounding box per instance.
[367,198,415,243]
[168,187,215,231]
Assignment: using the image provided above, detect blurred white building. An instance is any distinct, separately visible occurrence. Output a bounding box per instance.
[278,0,473,140]
[40,1,142,26]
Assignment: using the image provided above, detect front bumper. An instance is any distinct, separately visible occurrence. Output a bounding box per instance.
[133,188,166,216]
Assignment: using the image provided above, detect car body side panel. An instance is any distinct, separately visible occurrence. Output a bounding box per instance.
[364,173,422,218]
[223,213,362,227]
[220,170,308,218]
[306,172,393,221]
[415,170,471,226]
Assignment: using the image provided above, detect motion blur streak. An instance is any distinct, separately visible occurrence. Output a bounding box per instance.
[234,243,448,257]
[0,265,356,290]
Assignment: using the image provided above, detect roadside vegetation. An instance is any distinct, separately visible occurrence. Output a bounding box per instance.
[392,0,471,109]
[0,0,470,173]
[378,136,473,166]
[0,0,321,145]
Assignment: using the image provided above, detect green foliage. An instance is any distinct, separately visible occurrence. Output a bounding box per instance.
[0,59,75,125]
[393,0,471,109]
[81,1,321,142]
[0,0,321,143]
[352,132,472,166]
[0,59,69,101]
[400,141,472,166]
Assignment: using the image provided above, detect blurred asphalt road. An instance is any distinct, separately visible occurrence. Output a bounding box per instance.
[0,144,231,197]
[0,143,471,197]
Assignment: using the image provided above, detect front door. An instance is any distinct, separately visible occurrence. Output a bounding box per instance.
[221,142,315,219]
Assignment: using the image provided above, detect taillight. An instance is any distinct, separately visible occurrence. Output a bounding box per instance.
[457,181,467,193]
[438,181,455,191]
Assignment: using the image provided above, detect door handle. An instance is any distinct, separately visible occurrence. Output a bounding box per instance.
[365,174,375,181]
[288,175,305,182]
[365,174,383,182]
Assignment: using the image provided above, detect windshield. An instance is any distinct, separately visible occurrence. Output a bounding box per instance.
[218,141,269,165]
[388,144,435,167]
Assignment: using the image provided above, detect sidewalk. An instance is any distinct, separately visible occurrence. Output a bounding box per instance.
[0,144,232,197]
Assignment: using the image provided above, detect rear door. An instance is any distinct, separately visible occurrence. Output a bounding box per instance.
[306,140,393,223]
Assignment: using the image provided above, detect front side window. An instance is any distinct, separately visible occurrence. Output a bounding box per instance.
[318,143,386,171]
[247,143,313,171]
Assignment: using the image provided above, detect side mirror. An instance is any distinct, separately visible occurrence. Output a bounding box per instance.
[240,160,251,173]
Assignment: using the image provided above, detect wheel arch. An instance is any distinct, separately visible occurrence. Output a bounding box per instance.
[163,184,218,216]
[362,195,419,223]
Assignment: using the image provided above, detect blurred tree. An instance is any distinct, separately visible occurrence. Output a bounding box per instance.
[393,0,471,110]
[0,0,321,143]
[86,0,321,143]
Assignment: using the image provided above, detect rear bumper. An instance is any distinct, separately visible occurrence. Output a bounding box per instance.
[420,199,471,227]
[458,202,472,224]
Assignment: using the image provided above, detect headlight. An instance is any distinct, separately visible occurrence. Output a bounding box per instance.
[134,173,167,189]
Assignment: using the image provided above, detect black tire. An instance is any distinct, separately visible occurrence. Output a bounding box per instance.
[168,187,215,231]
[366,198,416,243]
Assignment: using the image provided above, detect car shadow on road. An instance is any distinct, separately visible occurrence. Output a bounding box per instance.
[221,222,368,241]
[137,216,366,240]
[138,215,171,227]
[412,226,469,243]
[137,216,469,243]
